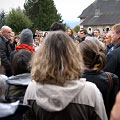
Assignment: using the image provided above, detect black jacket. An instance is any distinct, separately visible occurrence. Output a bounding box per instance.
[0,35,12,76]
[104,43,120,81]
[82,70,119,118]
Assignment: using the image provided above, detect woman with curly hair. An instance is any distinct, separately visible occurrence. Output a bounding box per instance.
[24,31,107,120]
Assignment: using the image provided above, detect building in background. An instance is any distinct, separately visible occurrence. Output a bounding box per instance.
[78,0,120,34]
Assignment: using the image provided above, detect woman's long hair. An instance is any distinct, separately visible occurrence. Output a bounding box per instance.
[79,40,106,72]
[31,31,83,86]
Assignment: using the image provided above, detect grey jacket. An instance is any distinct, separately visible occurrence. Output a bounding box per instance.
[6,73,31,103]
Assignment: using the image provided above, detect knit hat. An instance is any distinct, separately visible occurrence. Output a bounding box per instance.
[20,29,33,45]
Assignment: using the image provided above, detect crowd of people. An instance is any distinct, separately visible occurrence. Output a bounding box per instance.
[0,22,120,120]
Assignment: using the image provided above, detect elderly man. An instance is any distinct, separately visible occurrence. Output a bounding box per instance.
[104,24,120,81]
[104,32,114,55]
[0,26,12,77]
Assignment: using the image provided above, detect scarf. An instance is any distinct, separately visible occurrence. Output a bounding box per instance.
[15,44,35,53]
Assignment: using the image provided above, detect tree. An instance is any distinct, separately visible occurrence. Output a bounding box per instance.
[6,7,32,34]
[24,0,63,31]
[73,25,80,33]
[0,10,7,28]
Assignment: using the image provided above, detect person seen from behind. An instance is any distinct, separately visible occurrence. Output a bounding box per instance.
[6,50,32,103]
[79,40,119,118]
[0,60,30,120]
[10,28,35,63]
[50,22,66,32]
[24,31,107,120]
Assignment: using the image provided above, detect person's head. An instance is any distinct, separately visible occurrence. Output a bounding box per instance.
[74,33,78,37]
[43,32,48,37]
[79,29,88,39]
[31,31,83,86]
[12,50,32,75]
[34,37,40,46]
[102,31,107,39]
[93,29,100,38]
[67,28,73,36]
[79,40,106,72]
[10,36,14,43]
[111,24,120,46]
[50,22,66,32]
[1,26,12,39]
[35,28,39,34]
[20,29,33,45]
[85,36,100,47]
[104,32,112,46]
[75,38,82,46]
[11,32,15,37]
[40,36,44,43]
[14,35,19,43]
[38,30,43,37]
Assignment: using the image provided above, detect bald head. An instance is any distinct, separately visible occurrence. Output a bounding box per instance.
[1,26,12,39]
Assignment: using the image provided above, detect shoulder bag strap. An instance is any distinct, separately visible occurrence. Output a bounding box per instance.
[105,72,113,91]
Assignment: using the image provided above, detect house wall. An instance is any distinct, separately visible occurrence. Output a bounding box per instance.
[80,18,85,29]
[83,25,113,34]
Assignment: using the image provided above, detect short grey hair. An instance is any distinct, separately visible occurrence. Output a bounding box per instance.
[85,36,100,47]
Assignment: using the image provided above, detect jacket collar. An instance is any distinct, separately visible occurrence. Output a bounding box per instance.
[83,69,103,75]
[7,73,31,85]
[114,42,120,49]
[0,34,8,43]
[107,44,114,49]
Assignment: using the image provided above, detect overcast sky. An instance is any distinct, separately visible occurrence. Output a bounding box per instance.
[0,0,95,21]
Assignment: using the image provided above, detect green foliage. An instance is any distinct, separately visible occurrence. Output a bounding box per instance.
[24,0,63,31]
[73,25,80,33]
[64,23,70,32]
[6,7,32,34]
[0,10,7,28]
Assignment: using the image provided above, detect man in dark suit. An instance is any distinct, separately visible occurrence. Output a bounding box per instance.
[0,26,12,76]
[104,24,120,81]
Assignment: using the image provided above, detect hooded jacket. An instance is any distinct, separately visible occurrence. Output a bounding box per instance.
[6,73,31,103]
[24,78,108,120]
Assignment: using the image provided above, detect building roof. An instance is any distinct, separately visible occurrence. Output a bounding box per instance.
[80,13,120,25]
[78,0,120,25]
